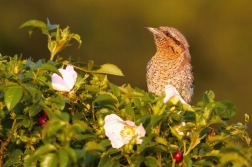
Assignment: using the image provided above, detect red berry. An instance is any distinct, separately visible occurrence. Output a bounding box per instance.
[173,150,183,163]
[38,116,47,126]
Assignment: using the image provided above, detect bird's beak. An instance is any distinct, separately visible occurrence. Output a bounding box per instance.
[145,27,166,38]
[145,27,159,34]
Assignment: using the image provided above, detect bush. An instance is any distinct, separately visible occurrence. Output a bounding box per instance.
[0,19,251,167]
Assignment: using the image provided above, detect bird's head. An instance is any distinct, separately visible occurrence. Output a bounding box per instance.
[146,26,190,58]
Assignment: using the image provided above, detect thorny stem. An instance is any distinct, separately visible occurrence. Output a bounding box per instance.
[0,119,17,167]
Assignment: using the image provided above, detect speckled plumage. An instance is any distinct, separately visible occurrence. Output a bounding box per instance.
[146,26,194,103]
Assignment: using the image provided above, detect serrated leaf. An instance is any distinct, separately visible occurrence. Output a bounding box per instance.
[4,86,23,111]
[20,19,48,36]
[96,64,124,76]
[20,20,47,29]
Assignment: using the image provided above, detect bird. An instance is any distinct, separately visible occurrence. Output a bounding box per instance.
[146,26,194,103]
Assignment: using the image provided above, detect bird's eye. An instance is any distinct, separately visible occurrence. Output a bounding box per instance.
[164,32,170,37]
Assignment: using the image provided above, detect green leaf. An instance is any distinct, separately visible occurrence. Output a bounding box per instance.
[216,101,237,119]
[42,119,66,138]
[137,137,156,153]
[72,34,82,47]
[58,149,69,167]
[98,155,113,167]
[131,155,145,167]
[85,141,104,152]
[4,157,21,166]
[37,64,62,77]
[124,103,135,120]
[33,144,57,157]
[96,63,124,76]
[112,161,120,167]
[183,155,193,166]
[107,148,121,155]
[144,157,157,166]
[22,118,31,128]
[194,159,214,166]
[72,112,85,120]
[63,146,77,164]
[20,20,47,29]
[20,19,48,36]
[99,139,112,147]
[4,86,23,111]
[155,136,168,145]
[94,93,118,103]
[59,112,70,122]
[150,115,163,125]
[40,153,57,167]
[108,83,121,97]
[4,149,23,166]
[203,90,215,104]
[29,103,43,117]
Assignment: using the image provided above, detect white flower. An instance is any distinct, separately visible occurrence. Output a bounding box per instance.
[104,114,146,149]
[163,85,186,104]
[51,65,77,92]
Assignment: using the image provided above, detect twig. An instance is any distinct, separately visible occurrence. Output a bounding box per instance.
[0,119,17,167]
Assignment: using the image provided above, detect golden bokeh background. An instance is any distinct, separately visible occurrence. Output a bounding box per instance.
[0,1,251,135]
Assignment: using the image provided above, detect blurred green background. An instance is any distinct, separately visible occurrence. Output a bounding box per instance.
[0,1,251,135]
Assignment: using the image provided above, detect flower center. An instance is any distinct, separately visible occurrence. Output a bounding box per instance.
[120,125,135,137]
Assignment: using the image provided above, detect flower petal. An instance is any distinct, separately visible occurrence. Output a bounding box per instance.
[104,114,146,148]
[163,85,186,104]
[135,123,146,144]
[51,65,77,92]
[51,73,71,92]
